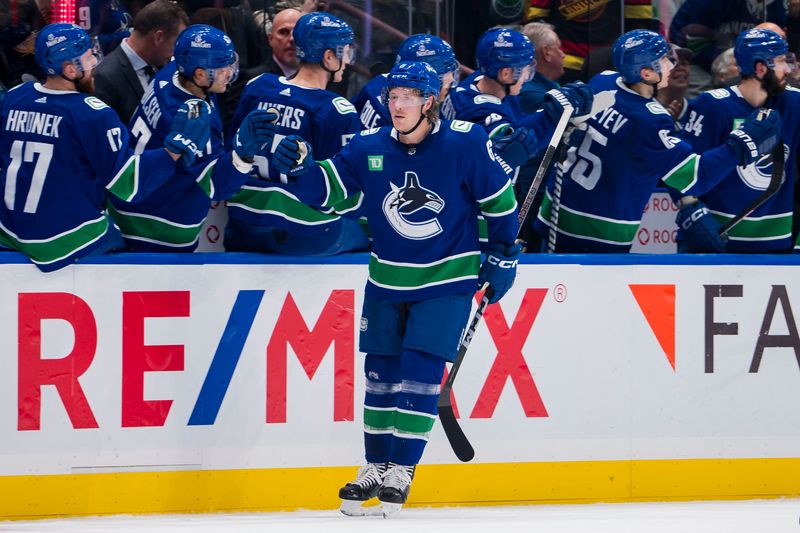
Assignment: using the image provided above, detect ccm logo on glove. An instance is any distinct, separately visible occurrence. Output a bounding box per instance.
[487,255,519,268]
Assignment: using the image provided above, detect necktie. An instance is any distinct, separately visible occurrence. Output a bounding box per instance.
[142,65,156,82]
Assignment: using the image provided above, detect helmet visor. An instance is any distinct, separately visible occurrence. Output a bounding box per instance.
[77,38,103,72]
[339,43,357,65]
[771,53,797,74]
[215,52,240,85]
[382,87,428,109]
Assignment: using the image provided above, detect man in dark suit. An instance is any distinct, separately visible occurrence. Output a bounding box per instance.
[94,0,189,124]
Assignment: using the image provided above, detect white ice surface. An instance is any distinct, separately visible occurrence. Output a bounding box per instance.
[1,499,799,533]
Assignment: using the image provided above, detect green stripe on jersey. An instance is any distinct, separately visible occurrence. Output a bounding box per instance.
[662,154,699,193]
[539,192,640,245]
[368,251,480,290]
[318,159,348,208]
[108,203,204,247]
[0,215,109,266]
[478,216,487,242]
[394,410,436,438]
[364,407,396,432]
[712,211,792,241]
[106,155,139,201]
[227,186,341,225]
[479,181,517,217]
[195,160,217,198]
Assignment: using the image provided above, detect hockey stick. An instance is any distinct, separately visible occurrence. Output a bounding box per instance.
[546,142,568,253]
[718,140,785,237]
[437,105,574,462]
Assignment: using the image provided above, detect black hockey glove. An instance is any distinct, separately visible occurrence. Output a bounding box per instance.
[726,108,781,167]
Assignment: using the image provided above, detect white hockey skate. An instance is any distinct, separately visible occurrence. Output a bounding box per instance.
[377,463,415,518]
[339,463,386,517]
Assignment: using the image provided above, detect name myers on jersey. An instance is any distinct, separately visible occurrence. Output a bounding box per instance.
[257,102,305,129]
[5,110,62,138]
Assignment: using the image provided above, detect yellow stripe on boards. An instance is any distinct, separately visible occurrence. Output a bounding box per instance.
[1,458,800,519]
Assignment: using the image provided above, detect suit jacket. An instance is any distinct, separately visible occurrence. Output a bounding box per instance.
[93,45,146,125]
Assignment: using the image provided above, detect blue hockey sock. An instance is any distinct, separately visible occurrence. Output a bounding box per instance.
[363,353,401,464]
[388,349,446,466]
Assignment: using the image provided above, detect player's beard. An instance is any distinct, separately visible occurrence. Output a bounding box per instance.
[761,69,785,100]
[75,73,95,94]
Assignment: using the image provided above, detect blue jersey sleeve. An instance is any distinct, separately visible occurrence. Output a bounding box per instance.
[311,97,361,159]
[75,96,176,202]
[460,124,518,246]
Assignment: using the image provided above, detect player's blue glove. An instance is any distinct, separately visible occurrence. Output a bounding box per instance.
[233,109,279,161]
[478,242,522,304]
[542,82,594,124]
[272,134,314,182]
[676,200,727,253]
[491,127,538,168]
[164,99,212,167]
[726,108,781,167]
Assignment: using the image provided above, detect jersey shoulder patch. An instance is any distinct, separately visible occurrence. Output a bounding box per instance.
[450,120,474,133]
[84,96,109,110]
[645,101,670,116]
[473,94,502,105]
[332,97,357,115]
[360,127,381,136]
[706,88,731,100]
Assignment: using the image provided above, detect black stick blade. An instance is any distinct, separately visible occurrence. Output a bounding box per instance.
[438,402,475,462]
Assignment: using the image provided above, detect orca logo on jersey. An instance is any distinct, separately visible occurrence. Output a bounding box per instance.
[382,172,445,240]
[736,143,789,190]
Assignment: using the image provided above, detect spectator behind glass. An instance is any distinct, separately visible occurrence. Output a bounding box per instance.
[711,47,740,87]
[669,0,788,97]
[0,0,48,88]
[93,0,189,123]
[525,0,660,82]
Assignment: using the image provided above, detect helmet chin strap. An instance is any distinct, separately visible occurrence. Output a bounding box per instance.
[321,54,343,84]
[397,111,427,136]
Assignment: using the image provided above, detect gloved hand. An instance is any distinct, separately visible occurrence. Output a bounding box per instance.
[726,108,781,167]
[272,134,314,182]
[478,242,522,304]
[675,199,727,253]
[234,108,279,161]
[491,127,538,168]
[542,82,594,124]
[164,99,212,167]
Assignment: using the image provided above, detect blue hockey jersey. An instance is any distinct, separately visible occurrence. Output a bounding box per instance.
[353,73,391,130]
[679,85,800,252]
[0,82,177,271]
[226,74,363,236]
[535,71,743,252]
[287,120,518,302]
[109,62,250,252]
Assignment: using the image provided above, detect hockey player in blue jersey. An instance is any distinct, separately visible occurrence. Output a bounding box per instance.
[675,28,800,253]
[534,29,782,253]
[224,12,367,256]
[441,27,595,181]
[0,23,209,271]
[265,61,524,517]
[353,34,461,130]
[108,25,277,252]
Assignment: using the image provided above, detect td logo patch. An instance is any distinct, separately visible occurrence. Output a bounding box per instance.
[368,155,383,171]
